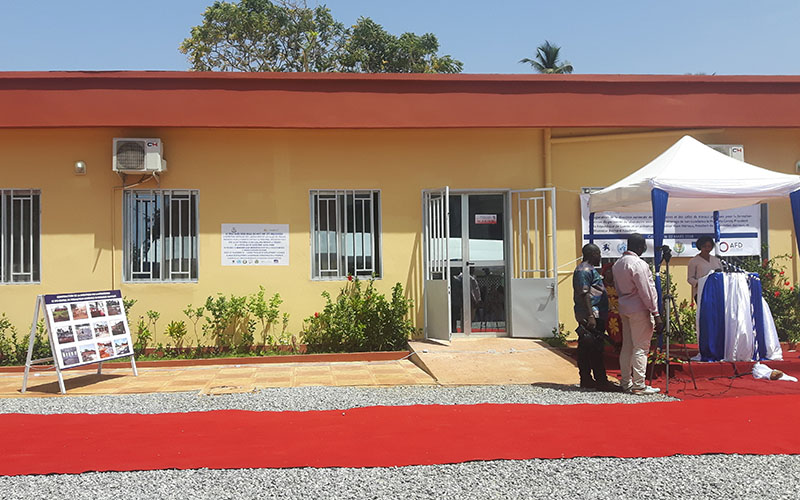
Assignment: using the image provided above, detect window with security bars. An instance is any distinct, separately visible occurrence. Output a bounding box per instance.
[0,190,41,284]
[310,190,381,280]
[123,190,199,282]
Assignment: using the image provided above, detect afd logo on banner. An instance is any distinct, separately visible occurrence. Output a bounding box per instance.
[718,240,746,253]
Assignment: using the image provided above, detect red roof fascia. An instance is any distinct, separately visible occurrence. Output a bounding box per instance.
[2,71,800,129]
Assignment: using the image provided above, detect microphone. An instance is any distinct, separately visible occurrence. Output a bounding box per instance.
[719,258,744,273]
[659,245,672,263]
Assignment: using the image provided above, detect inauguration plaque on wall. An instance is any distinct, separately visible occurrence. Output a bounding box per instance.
[221,224,290,266]
[44,290,134,370]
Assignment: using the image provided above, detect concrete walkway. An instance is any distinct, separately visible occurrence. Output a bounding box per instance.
[0,359,434,398]
[0,338,581,397]
[409,338,580,386]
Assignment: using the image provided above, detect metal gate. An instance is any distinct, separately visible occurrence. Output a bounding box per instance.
[422,187,451,341]
[508,188,558,337]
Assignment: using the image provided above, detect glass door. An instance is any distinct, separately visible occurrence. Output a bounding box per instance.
[449,193,507,335]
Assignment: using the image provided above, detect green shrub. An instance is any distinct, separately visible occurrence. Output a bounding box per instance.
[201,293,254,352]
[182,304,206,347]
[202,294,240,350]
[122,296,137,317]
[742,253,800,342]
[133,317,152,356]
[673,299,698,344]
[542,322,568,348]
[0,314,21,365]
[247,286,285,349]
[658,270,697,344]
[301,277,414,353]
[165,320,188,349]
[0,316,50,366]
[197,288,288,353]
[146,310,160,345]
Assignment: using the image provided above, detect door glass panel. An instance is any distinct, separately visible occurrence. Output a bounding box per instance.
[472,265,506,333]
[450,265,465,333]
[447,195,462,261]
[468,195,504,261]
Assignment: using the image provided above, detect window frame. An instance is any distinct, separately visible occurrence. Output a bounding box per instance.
[0,189,41,285]
[122,189,199,283]
[309,189,383,281]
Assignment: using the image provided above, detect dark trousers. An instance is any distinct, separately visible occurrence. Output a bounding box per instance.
[577,318,608,386]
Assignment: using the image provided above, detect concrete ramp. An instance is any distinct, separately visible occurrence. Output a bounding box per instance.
[408,338,579,386]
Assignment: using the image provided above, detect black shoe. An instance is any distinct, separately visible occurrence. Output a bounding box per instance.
[595,381,623,392]
[578,381,596,390]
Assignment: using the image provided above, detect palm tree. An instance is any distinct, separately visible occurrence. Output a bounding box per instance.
[520,41,573,74]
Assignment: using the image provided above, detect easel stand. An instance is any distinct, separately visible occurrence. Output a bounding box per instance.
[21,295,138,395]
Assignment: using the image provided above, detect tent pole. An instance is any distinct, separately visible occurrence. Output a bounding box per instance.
[651,188,670,393]
[789,191,800,259]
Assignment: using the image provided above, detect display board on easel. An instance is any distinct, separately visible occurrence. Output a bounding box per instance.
[22,290,138,395]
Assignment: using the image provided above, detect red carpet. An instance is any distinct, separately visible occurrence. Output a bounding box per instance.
[600,347,800,399]
[647,372,800,399]
[3,395,800,476]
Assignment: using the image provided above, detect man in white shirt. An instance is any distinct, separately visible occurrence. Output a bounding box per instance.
[611,233,664,395]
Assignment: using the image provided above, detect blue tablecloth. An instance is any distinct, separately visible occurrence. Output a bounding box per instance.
[698,272,769,362]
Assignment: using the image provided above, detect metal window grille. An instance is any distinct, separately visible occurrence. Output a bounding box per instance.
[123,189,198,282]
[310,190,381,280]
[0,189,41,284]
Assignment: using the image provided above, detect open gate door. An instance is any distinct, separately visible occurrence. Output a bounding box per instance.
[422,188,451,341]
[509,188,558,337]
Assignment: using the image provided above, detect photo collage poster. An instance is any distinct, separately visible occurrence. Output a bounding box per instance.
[44,290,134,370]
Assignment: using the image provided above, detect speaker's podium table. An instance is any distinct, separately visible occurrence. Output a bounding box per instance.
[696,272,782,363]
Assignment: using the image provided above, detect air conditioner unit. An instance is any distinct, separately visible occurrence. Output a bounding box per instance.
[112,138,167,173]
[708,144,744,162]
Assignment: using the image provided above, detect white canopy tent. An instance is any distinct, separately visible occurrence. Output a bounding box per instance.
[587,135,800,370]
[589,135,800,214]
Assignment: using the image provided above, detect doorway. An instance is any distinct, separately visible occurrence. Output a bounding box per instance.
[448,193,507,336]
[422,187,557,341]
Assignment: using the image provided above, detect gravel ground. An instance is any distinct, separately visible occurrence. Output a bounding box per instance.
[0,384,676,414]
[1,385,798,500]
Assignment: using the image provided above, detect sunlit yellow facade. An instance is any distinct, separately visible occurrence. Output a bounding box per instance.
[1,125,799,342]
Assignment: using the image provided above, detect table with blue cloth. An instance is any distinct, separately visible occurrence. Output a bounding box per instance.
[696,272,783,362]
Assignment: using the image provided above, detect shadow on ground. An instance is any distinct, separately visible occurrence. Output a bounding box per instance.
[22,374,126,395]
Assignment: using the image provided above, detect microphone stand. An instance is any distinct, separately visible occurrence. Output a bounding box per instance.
[662,247,672,396]
[659,245,698,396]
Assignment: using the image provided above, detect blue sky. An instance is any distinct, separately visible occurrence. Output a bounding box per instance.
[1,0,797,74]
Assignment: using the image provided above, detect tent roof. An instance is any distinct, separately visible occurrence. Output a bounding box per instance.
[589,135,800,213]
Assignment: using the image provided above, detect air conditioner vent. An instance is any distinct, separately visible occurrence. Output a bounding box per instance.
[112,138,167,173]
[116,141,146,170]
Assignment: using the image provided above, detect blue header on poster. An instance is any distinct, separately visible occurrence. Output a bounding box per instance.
[44,290,121,305]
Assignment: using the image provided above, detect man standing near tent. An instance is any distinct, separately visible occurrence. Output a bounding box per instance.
[572,243,618,391]
[612,233,664,395]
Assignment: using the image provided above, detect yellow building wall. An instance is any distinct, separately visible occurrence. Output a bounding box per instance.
[0,128,543,343]
[1,127,799,344]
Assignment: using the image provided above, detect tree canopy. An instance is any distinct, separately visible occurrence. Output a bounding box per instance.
[180,0,463,73]
[519,41,573,74]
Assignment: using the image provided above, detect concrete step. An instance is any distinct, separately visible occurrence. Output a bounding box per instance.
[408,337,579,386]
